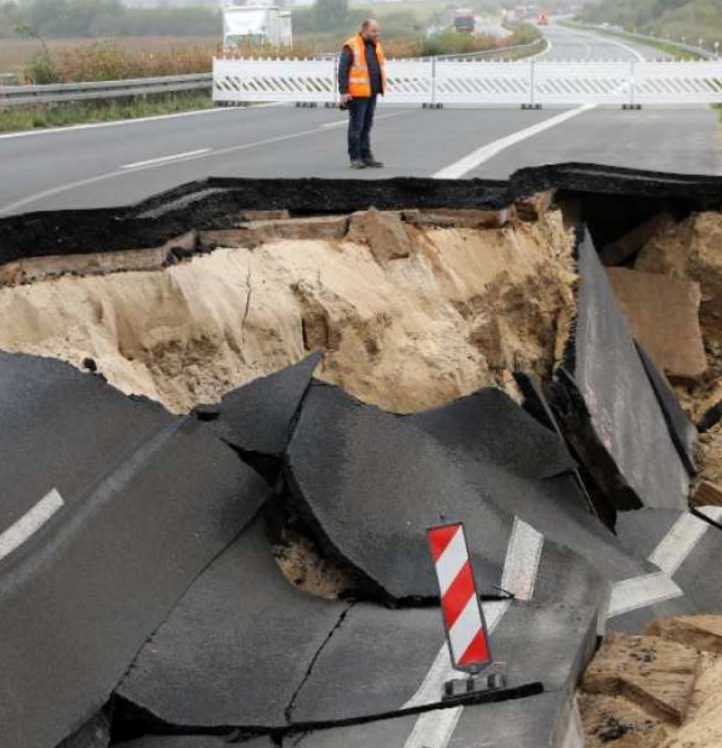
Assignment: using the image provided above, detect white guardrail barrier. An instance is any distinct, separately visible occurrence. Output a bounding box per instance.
[213,57,722,107]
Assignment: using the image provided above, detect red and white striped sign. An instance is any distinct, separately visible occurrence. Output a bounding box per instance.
[427,522,491,672]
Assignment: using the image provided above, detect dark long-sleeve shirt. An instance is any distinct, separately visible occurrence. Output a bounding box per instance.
[338,39,383,96]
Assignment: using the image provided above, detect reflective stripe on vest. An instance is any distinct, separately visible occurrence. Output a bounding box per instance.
[344,34,386,98]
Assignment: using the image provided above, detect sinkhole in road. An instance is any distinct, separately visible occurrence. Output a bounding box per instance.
[0,202,577,416]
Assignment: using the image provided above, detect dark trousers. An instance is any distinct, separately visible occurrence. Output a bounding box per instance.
[347,95,377,162]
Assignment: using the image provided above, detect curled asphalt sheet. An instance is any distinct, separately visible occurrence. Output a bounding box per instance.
[564,231,689,511]
[0,351,269,748]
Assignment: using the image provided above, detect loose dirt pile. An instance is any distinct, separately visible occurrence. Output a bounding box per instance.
[580,616,722,748]
[0,206,576,414]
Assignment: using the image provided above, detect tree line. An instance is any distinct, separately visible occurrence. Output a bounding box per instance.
[0,0,221,38]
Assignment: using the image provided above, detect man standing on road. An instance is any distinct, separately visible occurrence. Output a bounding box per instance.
[338,19,386,169]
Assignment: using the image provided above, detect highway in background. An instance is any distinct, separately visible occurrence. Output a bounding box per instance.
[1,22,720,216]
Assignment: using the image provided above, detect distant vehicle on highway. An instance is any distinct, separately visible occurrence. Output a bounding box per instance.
[222,1,293,49]
[536,10,550,25]
[454,8,476,33]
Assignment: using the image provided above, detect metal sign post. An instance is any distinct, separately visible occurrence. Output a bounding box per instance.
[427,522,507,700]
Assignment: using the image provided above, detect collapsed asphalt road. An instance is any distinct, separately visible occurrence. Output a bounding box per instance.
[4,166,722,748]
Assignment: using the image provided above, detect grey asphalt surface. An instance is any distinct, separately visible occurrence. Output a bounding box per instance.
[1,23,721,216]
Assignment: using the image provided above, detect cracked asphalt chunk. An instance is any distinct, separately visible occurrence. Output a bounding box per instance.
[636,343,698,475]
[286,381,607,607]
[290,600,597,725]
[0,350,269,748]
[198,352,321,480]
[118,516,349,729]
[406,386,661,588]
[559,231,689,512]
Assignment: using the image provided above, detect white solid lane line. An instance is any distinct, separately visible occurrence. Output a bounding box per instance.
[608,509,722,619]
[650,508,722,576]
[0,489,64,562]
[121,148,211,169]
[608,571,683,618]
[432,104,596,179]
[402,519,544,748]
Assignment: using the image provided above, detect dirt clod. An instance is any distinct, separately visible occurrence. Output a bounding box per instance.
[273,528,353,600]
[348,207,413,264]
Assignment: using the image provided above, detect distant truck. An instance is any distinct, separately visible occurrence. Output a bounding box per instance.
[536,10,550,25]
[222,3,293,49]
[454,8,476,33]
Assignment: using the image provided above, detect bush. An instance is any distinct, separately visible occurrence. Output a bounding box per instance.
[23,41,216,83]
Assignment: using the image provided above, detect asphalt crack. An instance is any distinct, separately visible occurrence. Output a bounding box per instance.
[283,601,355,725]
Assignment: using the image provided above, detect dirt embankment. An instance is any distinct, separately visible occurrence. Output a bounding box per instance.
[580,616,722,748]
[635,213,722,425]
[0,206,576,415]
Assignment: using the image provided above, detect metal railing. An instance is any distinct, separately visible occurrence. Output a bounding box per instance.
[0,73,212,108]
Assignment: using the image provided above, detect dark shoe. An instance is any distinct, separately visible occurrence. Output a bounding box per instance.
[350,160,367,169]
[363,155,384,168]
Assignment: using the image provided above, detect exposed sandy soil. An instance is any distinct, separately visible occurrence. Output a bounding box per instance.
[0,209,576,414]
[273,528,353,600]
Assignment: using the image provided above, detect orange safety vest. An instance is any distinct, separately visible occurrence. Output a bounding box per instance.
[344,34,386,98]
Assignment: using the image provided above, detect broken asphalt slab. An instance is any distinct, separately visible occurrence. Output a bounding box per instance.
[118,512,598,736]
[405,386,661,588]
[289,599,597,726]
[196,353,321,480]
[286,382,631,607]
[117,516,350,730]
[636,343,697,475]
[556,231,689,512]
[57,712,109,748]
[0,351,269,748]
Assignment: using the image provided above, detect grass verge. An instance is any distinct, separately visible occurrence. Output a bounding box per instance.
[0,90,214,133]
